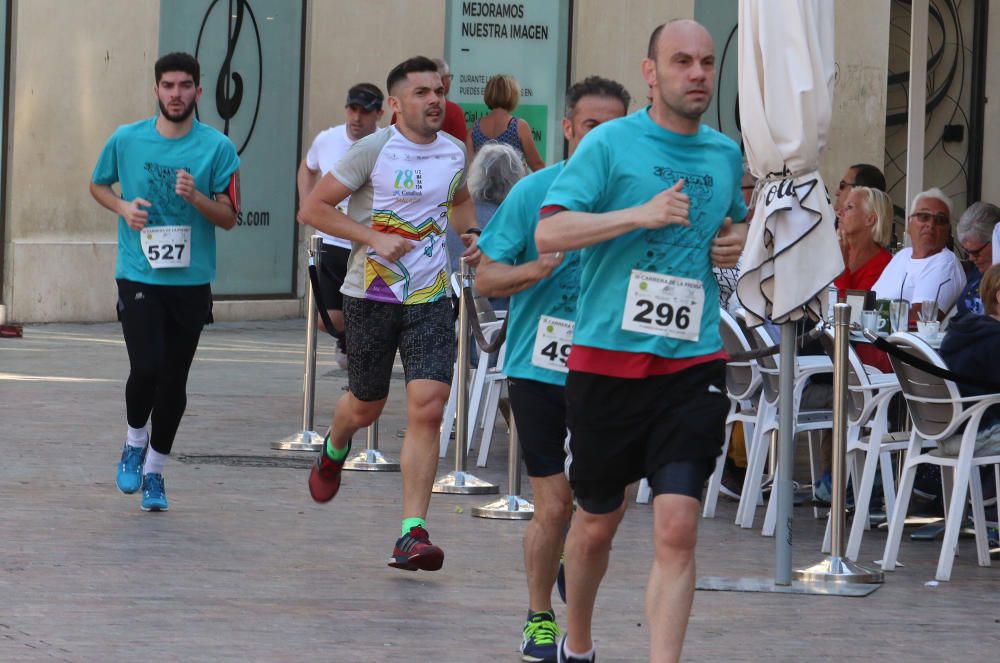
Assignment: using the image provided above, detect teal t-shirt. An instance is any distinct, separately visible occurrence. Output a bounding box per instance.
[478,162,579,386]
[92,117,240,286]
[541,109,747,359]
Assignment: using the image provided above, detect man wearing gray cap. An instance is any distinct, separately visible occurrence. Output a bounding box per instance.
[297,83,385,368]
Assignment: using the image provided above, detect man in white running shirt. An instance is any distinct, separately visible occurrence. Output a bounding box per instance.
[297,83,385,367]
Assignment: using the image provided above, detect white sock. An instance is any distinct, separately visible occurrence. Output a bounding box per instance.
[143,448,168,475]
[563,641,594,661]
[126,425,148,448]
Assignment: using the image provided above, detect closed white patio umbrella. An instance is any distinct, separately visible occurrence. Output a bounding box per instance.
[735,0,843,584]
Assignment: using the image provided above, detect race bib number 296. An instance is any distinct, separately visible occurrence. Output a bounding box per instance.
[141,225,191,269]
[621,269,703,342]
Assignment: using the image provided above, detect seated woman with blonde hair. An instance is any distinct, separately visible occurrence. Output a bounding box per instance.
[835,185,894,297]
[466,74,545,171]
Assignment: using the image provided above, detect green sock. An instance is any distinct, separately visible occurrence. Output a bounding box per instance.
[402,517,425,536]
[323,433,349,462]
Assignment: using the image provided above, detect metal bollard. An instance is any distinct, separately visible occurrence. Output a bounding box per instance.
[472,413,533,519]
[343,418,400,471]
[433,259,498,495]
[272,236,326,452]
[794,303,883,584]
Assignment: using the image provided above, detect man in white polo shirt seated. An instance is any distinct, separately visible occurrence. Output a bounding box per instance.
[872,187,966,321]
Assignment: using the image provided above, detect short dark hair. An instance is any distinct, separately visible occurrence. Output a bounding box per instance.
[155,52,200,86]
[566,76,631,117]
[647,23,666,59]
[850,163,887,192]
[386,56,438,95]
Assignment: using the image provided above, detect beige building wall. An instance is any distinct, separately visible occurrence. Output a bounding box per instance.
[302,1,446,153]
[1,0,896,322]
[3,0,159,322]
[571,0,695,113]
[826,0,891,194]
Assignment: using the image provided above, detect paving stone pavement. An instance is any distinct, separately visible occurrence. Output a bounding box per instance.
[1,321,998,662]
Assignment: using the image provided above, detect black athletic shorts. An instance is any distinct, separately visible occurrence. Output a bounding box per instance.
[318,243,351,311]
[507,377,568,478]
[343,295,455,402]
[564,360,729,512]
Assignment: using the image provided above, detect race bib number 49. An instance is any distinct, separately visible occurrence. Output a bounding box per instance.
[621,270,703,342]
[531,315,574,373]
[141,225,191,269]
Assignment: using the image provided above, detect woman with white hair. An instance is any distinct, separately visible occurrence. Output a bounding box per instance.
[446,143,527,278]
[955,201,1000,314]
[872,187,966,321]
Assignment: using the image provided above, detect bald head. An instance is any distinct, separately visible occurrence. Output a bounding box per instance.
[647,19,713,60]
[642,19,715,133]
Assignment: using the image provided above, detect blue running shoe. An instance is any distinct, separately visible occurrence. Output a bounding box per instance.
[521,610,560,662]
[116,442,146,494]
[141,473,168,512]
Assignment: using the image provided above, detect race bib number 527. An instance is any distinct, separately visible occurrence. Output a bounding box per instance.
[621,269,703,342]
[140,225,191,269]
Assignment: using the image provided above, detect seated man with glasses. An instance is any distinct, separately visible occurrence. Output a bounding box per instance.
[872,187,966,322]
[833,163,887,214]
[955,202,1000,314]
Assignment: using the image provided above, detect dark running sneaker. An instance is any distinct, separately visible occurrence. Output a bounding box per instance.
[521,610,560,662]
[557,635,595,663]
[556,554,566,603]
[307,439,351,503]
[388,526,444,571]
[719,459,745,501]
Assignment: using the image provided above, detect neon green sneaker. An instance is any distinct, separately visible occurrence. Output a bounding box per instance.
[521,610,560,662]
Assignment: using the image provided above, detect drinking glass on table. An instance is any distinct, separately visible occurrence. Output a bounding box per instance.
[917,299,938,322]
[889,299,910,333]
[861,310,884,334]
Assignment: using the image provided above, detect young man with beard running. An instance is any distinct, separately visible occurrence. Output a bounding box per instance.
[536,21,748,663]
[475,76,631,663]
[89,52,240,512]
[299,56,481,572]
[298,83,385,368]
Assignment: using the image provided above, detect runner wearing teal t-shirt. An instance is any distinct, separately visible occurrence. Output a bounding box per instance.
[536,22,748,663]
[90,53,240,513]
[477,77,630,663]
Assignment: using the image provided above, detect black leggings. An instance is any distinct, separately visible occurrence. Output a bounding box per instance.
[116,279,211,455]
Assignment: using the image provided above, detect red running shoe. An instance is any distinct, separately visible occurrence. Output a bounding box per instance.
[388,526,444,571]
[307,439,351,503]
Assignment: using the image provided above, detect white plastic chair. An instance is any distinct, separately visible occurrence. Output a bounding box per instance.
[816,328,904,559]
[738,321,833,531]
[439,274,506,459]
[439,319,505,458]
[702,308,761,517]
[880,332,1000,581]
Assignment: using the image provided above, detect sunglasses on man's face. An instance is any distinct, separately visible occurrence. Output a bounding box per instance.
[909,211,950,227]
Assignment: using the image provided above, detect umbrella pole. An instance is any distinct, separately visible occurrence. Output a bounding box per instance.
[775,321,797,585]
